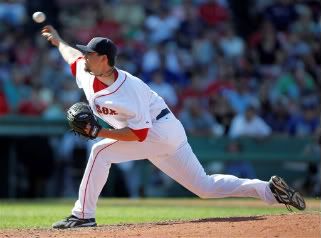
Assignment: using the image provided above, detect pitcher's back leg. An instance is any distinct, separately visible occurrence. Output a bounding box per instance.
[149,142,277,204]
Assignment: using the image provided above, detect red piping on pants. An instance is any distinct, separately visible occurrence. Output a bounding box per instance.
[82,141,118,218]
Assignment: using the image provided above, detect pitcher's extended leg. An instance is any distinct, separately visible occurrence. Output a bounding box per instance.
[150,142,277,204]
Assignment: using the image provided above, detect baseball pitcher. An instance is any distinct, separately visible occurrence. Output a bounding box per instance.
[41,25,306,229]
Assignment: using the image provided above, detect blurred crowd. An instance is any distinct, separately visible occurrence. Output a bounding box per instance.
[0,0,320,137]
[0,0,320,197]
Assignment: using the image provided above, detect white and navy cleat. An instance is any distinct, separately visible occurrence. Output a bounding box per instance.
[52,215,97,229]
[269,175,306,211]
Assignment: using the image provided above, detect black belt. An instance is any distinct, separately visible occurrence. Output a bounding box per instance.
[156,108,170,120]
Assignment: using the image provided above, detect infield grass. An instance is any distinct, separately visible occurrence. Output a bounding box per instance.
[0,198,320,229]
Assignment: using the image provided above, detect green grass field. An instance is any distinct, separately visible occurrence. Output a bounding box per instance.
[0,198,320,229]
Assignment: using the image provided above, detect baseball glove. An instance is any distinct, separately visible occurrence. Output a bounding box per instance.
[67,102,102,139]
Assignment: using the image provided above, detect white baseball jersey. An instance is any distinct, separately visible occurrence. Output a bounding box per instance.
[72,57,167,131]
[69,57,277,219]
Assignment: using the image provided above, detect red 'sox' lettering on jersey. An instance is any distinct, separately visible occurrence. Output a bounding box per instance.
[96,105,118,115]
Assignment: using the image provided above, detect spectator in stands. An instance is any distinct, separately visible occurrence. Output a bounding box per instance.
[93,3,123,46]
[272,64,316,101]
[39,48,69,92]
[163,42,188,85]
[177,71,208,114]
[179,97,224,137]
[257,74,274,118]
[145,5,180,44]
[0,47,12,84]
[290,4,318,41]
[264,99,291,135]
[42,95,65,120]
[13,38,37,72]
[263,0,297,32]
[219,23,245,59]
[303,40,321,88]
[284,31,311,60]
[148,70,178,110]
[223,75,258,115]
[208,92,235,135]
[229,104,272,139]
[18,88,46,116]
[57,76,82,111]
[141,44,162,77]
[66,5,99,43]
[250,20,284,75]
[227,104,271,179]
[192,29,216,67]
[116,44,141,75]
[287,100,320,136]
[112,0,145,29]
[0,82,9,115]
[198,0,230,27]
[205,58,235,95]
[318,115,321,145]
[0,0,27,27]
[2,66,30,113]
[177,2,202,49]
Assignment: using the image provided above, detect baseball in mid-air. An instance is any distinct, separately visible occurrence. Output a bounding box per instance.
[32,11,46,23]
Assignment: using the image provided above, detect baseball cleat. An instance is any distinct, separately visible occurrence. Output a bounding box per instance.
[52,215,97,229]
[269,175,306,211]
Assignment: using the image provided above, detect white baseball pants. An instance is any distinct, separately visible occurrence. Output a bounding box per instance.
[72,113,277,219]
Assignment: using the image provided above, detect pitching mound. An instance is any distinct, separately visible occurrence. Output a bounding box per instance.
[1,213,320,238]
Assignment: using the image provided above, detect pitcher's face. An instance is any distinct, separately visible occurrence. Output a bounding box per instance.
[84,53,107,75]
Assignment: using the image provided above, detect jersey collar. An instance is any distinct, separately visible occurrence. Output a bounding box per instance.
[93,68,119,93]
[93,68,126,95]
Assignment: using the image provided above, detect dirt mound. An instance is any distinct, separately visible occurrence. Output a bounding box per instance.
[1,213,320,238]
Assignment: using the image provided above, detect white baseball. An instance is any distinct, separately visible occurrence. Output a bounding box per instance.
[32,11,46,23]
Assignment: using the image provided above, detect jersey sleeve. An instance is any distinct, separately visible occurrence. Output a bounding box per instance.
[70,57,85,89]
[70,57,83,77]
[129,128,149,142]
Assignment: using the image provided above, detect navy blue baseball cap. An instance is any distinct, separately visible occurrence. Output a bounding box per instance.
[76,37,117,66]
